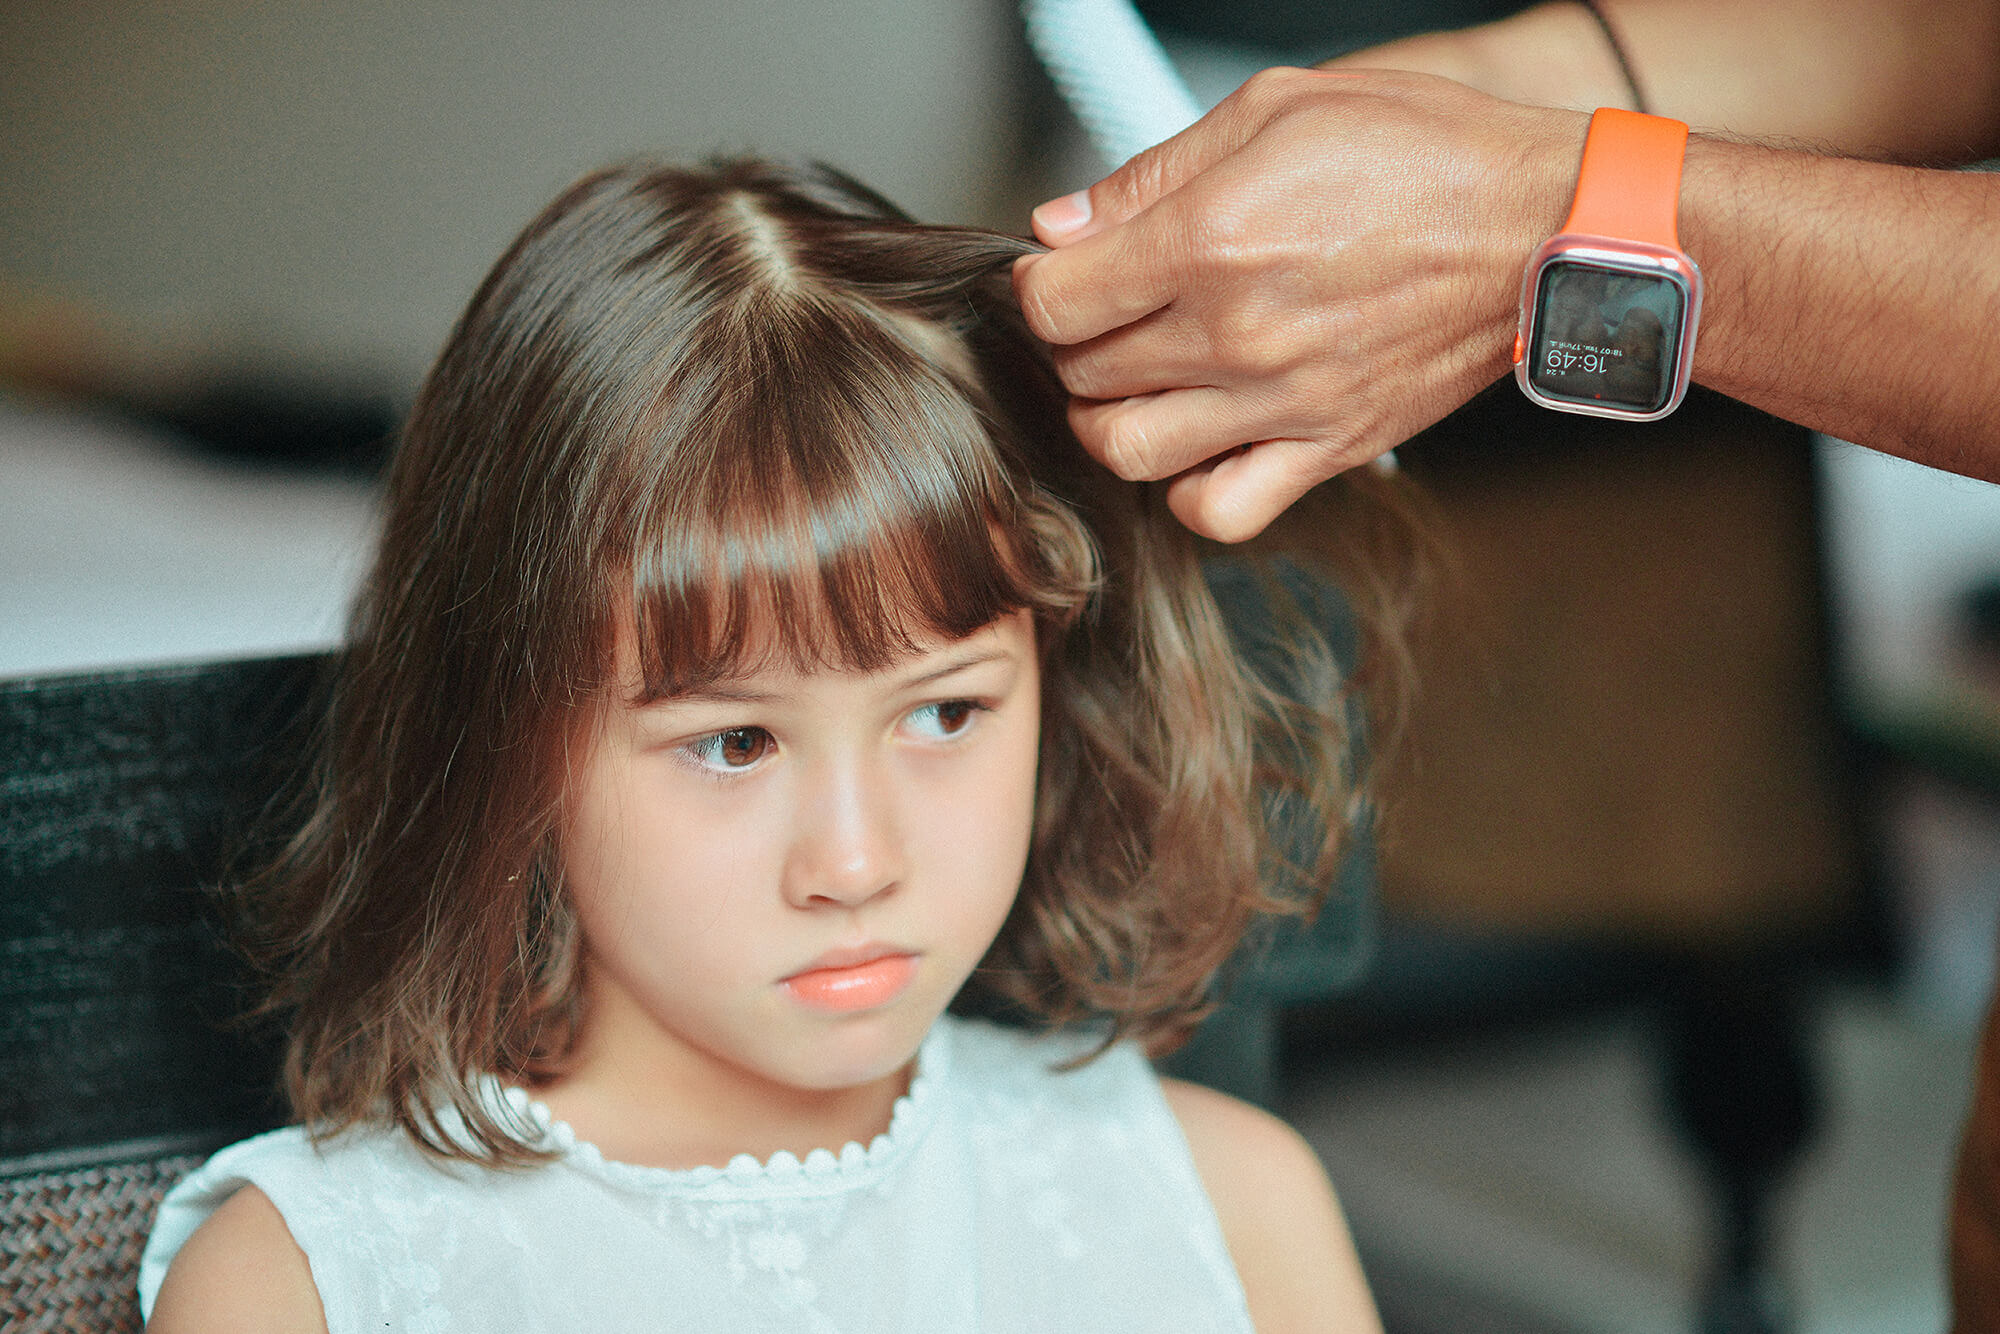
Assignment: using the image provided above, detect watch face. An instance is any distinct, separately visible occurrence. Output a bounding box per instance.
[1526,259,1686,414]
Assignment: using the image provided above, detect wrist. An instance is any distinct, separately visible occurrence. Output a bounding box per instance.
[1673,131,1789,397]
[1482,108,1593,371]
[1514,109,1702,419]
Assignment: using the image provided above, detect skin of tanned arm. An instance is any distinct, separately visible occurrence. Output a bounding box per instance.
[1588,0,2000,161]
[1680,135,2000,481]
[1334,0,2000,476]
[1328,0,2000,480]
[1329,0,2000,163]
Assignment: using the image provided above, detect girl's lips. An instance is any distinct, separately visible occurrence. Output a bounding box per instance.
[781,953,917,1012]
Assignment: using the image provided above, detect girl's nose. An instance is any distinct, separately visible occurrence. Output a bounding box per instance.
[780,760,904,909]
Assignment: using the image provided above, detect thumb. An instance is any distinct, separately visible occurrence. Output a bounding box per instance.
[1031,91,1259,246]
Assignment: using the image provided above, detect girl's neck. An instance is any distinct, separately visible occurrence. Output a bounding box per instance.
[529,982,916,1172]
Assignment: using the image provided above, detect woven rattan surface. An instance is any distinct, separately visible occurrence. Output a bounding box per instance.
[2,1152,203,1333]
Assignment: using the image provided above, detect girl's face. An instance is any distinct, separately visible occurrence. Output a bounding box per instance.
[560,606,1041,1110]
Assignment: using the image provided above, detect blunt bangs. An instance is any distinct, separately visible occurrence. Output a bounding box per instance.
[624,287,1095,698]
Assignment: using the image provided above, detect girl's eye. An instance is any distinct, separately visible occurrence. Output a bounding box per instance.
[684,726,773,772]
[907,699,985,740]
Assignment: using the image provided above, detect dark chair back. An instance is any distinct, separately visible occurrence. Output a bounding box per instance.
[1,655,325,1333]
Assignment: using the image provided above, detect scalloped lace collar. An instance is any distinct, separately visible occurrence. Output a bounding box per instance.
[477,1017,954,1197]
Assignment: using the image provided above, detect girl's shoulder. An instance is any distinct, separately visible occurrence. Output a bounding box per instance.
[1156,1078,1383,1334]
[144,1178,327,1334]
[951,1019,1383,1333]
[138,1119,481,1329]
[139,1124,324,1313]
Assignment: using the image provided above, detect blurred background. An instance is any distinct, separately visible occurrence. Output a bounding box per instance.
[4,3,1999,1331]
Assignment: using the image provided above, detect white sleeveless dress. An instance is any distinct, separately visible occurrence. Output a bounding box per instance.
[139,1016,1255,1332]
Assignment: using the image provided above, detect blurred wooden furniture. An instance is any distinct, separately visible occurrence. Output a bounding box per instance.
[1363,385,1871,1334]
[1382,385,1864,948]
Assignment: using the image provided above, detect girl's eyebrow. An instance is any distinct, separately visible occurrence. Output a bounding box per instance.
[657,684,778,707]
[897,647,1014,691]
[628,680,777,711]
[648,647,1016,711]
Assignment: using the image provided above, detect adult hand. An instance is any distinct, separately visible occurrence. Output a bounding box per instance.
[1014,67,1579,541]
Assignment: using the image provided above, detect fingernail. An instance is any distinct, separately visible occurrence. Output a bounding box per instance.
[1032,190,1093,240]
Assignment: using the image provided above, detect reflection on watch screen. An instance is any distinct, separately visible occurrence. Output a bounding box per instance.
[1527,261,1684,413]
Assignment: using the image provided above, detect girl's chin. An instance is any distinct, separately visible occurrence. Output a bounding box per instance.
[771,1007,942,1095]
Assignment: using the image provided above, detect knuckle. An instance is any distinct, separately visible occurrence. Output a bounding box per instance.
[1234,65,1287,112]
[1093,408,1158,481]
[1049,344,1104,399]
[1178,191,1284,291]
[1233,65,1310,119]
[1303,430,1373,484]
[1104,147,1165,217]
[1206,305,1278,374]
[1015,273,1070,343]
[1209,303,1259,354]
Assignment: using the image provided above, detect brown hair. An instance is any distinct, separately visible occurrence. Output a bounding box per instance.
[236,157,1414,1161]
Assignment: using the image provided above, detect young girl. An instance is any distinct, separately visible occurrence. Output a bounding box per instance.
[139,157,1401,1333]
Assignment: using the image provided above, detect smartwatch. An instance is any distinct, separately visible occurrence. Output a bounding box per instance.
[1514,107,1702,421]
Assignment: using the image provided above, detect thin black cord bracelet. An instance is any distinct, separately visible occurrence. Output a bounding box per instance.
[1577,0,1649,114]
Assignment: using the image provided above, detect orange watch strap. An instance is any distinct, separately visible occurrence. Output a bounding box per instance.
[1559,107,1688,250]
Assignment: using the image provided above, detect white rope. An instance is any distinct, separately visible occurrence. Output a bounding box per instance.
[1021,0,1201,168]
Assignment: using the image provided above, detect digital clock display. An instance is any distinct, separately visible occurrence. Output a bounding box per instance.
[1526,260,1685,414]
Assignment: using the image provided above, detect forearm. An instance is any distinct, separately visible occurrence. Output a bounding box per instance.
[1329,0,2000,163]
[1453,115,2000,476]
[1017,69,2000,539]
[1682,137,2000,478]
[1329,20,2000,473]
